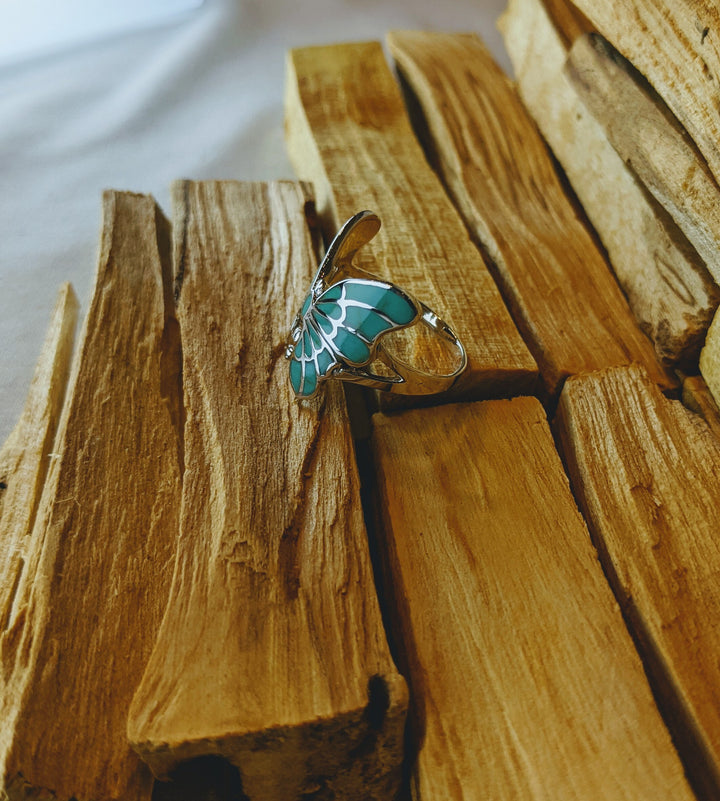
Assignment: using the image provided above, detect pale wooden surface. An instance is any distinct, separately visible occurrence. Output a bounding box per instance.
[0,191,182,800]
[569,0,720,192]
[682,373,720,439]
[371,397,692,801]
[0,283,77,633]
[284,41,539,403]
[387,30,675,394]
[127,181,408,801]
[701,308,720,409]
[556,364,720,799]
[499,0,717,368]
[566,31,720,286]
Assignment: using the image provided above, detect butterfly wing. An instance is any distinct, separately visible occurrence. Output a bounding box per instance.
[311,211,381,288]
[313,278,419,362]
[289,292,339,398]
[289,279,419,399]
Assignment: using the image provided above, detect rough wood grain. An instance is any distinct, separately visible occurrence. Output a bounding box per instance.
[556,363,720,799]
[285,41,538,403]
[682,373,720,438]
[0,191,182,800]
[700,306,720,409]
[387,30,675,395]
[499,0,718,369]
[371,397,692,800]
[566,30,720,285]
[127,180,407,801]
[0,283,77,633]
[568,0,720,192]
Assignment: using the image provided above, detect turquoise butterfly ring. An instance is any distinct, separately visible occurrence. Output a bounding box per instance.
[286,210,468,400]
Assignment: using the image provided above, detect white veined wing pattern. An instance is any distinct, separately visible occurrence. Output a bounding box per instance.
[288,278,418,398]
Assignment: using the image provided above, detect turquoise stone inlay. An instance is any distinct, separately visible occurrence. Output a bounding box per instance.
[302,359,317,395]
[289,358,302,394]
[342,304,392,339]
[333,328,371,364]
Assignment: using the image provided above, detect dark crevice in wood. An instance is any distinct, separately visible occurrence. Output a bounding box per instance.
[152,756,249,801]
[156,202,185,479]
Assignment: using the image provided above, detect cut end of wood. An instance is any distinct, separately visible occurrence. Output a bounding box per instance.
[130,673,408,801]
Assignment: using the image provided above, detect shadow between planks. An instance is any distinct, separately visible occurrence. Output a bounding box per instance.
[3,28,720,801]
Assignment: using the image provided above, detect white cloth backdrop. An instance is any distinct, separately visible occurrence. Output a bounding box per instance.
[0,0,508,442]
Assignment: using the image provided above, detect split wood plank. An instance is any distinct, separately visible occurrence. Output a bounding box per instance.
[568,0,720,193]
[555,363,720,799]
[0,191,183,801]
[127,180,408,801]
[0,283,77,632]
[682,373,720,439]
[284,41,538,403]
[371,397,693,801]
[499,0,718,369]
[387,30,675,395]
[566,30,720,285]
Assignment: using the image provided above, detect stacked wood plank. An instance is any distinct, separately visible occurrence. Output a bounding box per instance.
[0,192,182,801]
[371,397,693,800]
[499,0,719,369]
[386,30,674,394]
[285,41,539,402]
[556,364,720,799]
[283,33,706,801]
[0,283,77,635]
[498,2,720,792]
[0,183,408,801]
[127,181,408,801]
[3,9,720,801]
[501,0,720,406]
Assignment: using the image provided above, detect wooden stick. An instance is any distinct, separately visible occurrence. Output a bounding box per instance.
[556,363,720,798]
[285,42,538,403]
[565,31,720,286]
[682,373,720,438]
[0,191,182,800]
[387,30,676,394]
[568,0,720,192]
[371,397,693,800]
[127,181,408,801]
[0,282,77,632]
[499,0,717,369]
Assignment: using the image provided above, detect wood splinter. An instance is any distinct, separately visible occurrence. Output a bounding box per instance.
[0,191,182,801]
